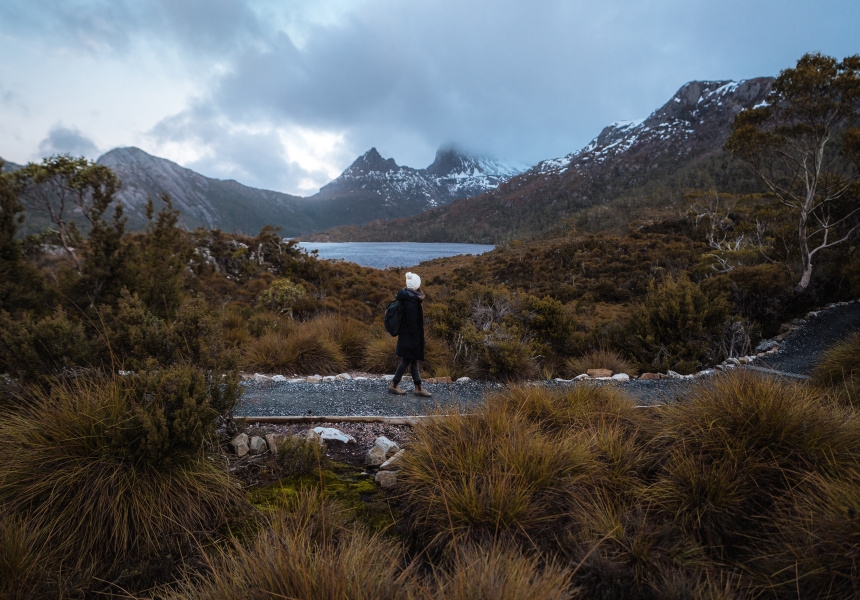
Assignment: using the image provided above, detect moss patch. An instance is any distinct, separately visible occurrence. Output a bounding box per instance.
[247,462,398,532]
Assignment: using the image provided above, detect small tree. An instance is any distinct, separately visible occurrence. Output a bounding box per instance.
[10,155,120,273]
[725,53,860,293]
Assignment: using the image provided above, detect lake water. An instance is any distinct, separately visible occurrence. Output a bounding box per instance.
[295,242,495,269]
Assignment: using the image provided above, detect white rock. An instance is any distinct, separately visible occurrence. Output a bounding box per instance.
[554,378,571,383]
[271,375,288,382]
[366,436,400,466]
[288,378,306,383]
[313,427,356,444]
[379,449,405,471]
[230,433,249,457]
[726,357,741,366]
[304,429,322,444]
[456,377,471,383]
[382,374,395,381]
[322,376,337,382]
[573,374,590,380]
[336,373,352,380]
[353,377,368,381]
[253,373,270,382]
[248,436,268,455]
[667,370,683,379]
[612,373,630,382]
[307,375,323,383]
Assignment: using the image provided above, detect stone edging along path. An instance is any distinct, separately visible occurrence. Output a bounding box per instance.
[235,299,860,421]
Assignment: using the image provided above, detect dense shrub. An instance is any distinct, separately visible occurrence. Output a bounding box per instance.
[811,331,860,406]
[618,274,731,373]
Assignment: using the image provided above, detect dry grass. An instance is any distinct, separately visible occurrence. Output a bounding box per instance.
[244,327,347,374]
[566,348,639,377]
[165,490,413,600]
[812,331,860,406]
[0,375,247,589]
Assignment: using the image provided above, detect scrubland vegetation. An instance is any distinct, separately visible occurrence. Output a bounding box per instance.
[2,52,860,598]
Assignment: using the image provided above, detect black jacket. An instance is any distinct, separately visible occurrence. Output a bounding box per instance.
[395,288,425,361]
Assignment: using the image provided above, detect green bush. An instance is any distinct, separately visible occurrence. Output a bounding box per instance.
[619,274,731,373]
[275,435,330,478]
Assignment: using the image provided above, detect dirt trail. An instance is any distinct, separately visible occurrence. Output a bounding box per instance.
[235,301,860,418]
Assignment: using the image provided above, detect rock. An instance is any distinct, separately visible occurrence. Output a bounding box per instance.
[435,376,453,384]
[253,373,270,382]
[379,449,405,471]
[382,374,395,382]
[307,375,323,383]
[375,470,397,488]
[288,378,306,383]
[230,433,249,457]
[248,436,268,455]
[305,429,322,444]
[554,377,571,383]
[807,311,820,318]
[456,377,471,383]
[271,375,288,382]
[353,376,368,381]
[313,427,356,444]
[366,436,401,466]
[639,372,661,380]
[611,373,630,382]
[322,375,337,382]
[423,377,437,384]
[738,356,751,365]
[667,370,684,379]
[696,369,717,377]
[587,368,613,378]
[265,433,286,454]
[755,339,780,353]
[573,373,590,380]
[726,357,741,366]
[336,373,352,380]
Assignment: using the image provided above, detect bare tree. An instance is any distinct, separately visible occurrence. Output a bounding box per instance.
[725,53,860,293]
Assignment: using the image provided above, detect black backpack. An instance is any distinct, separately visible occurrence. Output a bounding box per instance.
[384,299,404,336]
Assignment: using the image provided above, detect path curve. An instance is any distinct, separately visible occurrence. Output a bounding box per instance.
[235,300,860,418]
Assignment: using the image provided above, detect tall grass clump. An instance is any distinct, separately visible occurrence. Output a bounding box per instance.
[165,489,412,600]
[565,348,639,378]
[650,370,860,559]
[244,327,347,374]
[811,331,860,406]
[0,368,247,591]
[305,314,370,368]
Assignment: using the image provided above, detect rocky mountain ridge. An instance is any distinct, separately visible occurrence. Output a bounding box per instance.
[308,77,775,243]
[3,144,521,236]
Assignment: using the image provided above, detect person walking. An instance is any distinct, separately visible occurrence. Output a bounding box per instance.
[389,272,432,397]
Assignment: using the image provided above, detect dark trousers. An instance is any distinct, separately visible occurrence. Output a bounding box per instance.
[393,359,421,386]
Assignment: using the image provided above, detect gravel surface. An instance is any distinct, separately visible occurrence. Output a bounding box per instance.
[234,300,860,418]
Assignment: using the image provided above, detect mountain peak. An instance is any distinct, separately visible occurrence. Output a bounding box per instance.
[348,147,399,175]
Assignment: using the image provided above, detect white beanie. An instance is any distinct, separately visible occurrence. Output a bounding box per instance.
[405,272,421,290]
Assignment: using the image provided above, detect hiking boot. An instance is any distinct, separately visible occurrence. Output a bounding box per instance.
[388,382,406,395]
[413,384,432,397]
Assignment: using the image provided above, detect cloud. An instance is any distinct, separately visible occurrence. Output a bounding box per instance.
[38,125,100,159]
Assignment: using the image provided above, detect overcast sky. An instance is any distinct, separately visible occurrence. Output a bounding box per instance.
[1,0,857,196]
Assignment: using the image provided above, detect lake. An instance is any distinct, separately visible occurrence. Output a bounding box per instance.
[294,242,495,269]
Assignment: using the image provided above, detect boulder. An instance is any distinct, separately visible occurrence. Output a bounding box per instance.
[587,368,613,378]
[375,470,397,488]
[366,436,400,466]
[307,375,323,383]
[336,373,352,380]
[611,373,630,382]
[265,433,286,454]
[456,377,471,383]
[248,436,268,455]
[313,427,356,444]
[639,372,661,380]
[288,378,306,383]
[379,450,404,471]
[230,433,249,457]
[435,376,453,384]
[322,375,337,382]
[423,377,437,384]
[667,370,684,379]
[382,374,395,381]
[271,375,287,382]
[253,373,270,382]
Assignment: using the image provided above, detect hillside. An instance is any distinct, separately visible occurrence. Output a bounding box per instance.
[306,78,773,243]
[8,145,520,236]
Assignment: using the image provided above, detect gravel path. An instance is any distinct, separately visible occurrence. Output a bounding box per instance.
[234,300,860,418]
